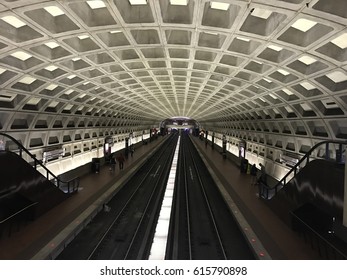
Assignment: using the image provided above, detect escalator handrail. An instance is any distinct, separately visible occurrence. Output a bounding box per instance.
[0,132,79,194]
[0,202,38,224]
[268,139,347,198]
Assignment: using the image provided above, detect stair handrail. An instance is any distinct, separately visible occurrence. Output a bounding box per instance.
[261,139,347,199]
[0,132,79,194]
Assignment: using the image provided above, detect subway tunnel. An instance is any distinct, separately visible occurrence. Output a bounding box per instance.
[0,0,347,260]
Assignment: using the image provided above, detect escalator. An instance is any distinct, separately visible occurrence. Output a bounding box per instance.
[0,132,79,239]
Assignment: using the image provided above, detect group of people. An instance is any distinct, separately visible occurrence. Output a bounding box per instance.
[250,163,267,186]
[109,152,126,172]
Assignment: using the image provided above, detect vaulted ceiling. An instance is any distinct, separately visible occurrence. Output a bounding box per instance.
[0,0,346,151]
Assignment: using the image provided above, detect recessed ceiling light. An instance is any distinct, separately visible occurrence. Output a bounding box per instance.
[326,71,347,83]
[48,101,59,107]
[0,67,6,75]
[268,45,283,52]
[72,57,81,61]
[83,82,90,85]
[19,76,36,84]
[45,42,60,49]
[65,89,74,95]
[64,104,73,110]
[291,18,317,32]
[45,65,58,72]
[300,81,315,90]
[277,69,290,76]
[44,6,65,17]
[210,1,230,10]
[67,74,77,79]
[269,93,278,99]
[283,88,294,95]
[110,30,122,34]
[301,103,312,111]
[78,35,90,40]
[46,84,58,91]
[331,33,347,49]
[87,0,106,9]
[170,0,188,5]
[298,55,316,65]
[129,0,147,5]
[11,51,32,61]
[236,36,250,42]
[263,78,272,83]
[254,61,263,65]
[1,15,26,28]
[251,8,272,19]
[27,97,41,105]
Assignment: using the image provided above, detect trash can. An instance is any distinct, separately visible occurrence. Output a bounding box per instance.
[92,158,100,173]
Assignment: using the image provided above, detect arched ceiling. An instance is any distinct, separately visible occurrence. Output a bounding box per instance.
[0,0,347,149]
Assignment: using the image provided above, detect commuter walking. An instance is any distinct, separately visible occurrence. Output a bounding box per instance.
[116,153,125,170]
[258,163,267,185]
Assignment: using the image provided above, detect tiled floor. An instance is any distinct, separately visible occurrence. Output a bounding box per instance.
[0,134,320,260]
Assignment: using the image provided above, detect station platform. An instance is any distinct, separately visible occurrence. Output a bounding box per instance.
[0,134,319,260]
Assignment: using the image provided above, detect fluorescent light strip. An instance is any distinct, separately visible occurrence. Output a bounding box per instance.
[149,136,180,260]
[268,45,282,52]
[301,81,315,90]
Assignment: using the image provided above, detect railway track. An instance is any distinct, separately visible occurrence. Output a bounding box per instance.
[166,133,255,260]
[57,133,178,260]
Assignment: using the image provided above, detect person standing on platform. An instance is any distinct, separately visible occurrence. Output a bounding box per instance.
[109,155,116,173]
[250,164,257,185]
[117,153,125,170]
[258,163,267,185]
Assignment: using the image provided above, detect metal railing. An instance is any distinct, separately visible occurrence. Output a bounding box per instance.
[259,140,347,199]
[0,132,79,194]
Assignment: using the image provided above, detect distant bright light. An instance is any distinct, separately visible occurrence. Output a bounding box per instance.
[331,33,347,49]
[1,15,26,28]
[72,57,81,61]
[87,1,106,9]
[298,55,316,65]
[210,1,230,10]
[11,51,32,61]
[170,0,188,6]
[45,42,60,49]
[268,45,282,52]
[263,78,272,83]
[110,30,122,34]
[128,0,147,5]
[67,74,76,79]
[326,71,347,83]
[44,6,65,17]
[291,18,317,32]
[251,8,272,19]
